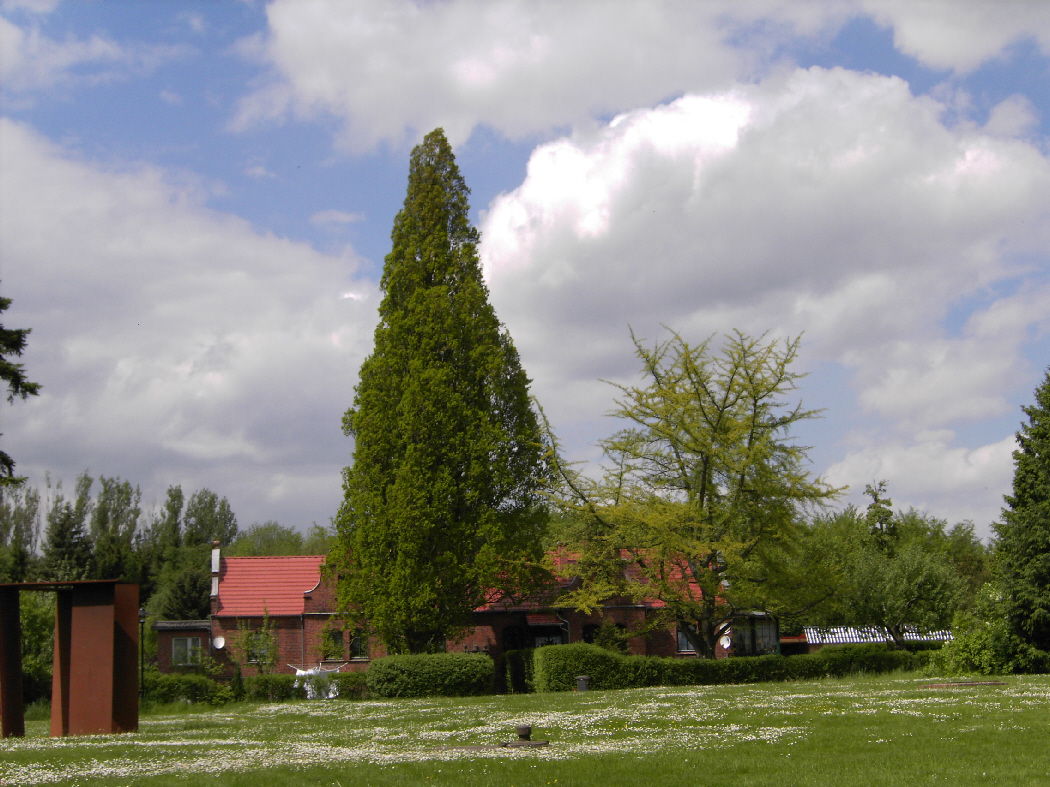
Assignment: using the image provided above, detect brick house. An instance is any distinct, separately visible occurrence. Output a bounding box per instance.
[156,544,776,676]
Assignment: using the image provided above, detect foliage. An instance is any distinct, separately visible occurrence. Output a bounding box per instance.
[19,591,55,703]
[547,329,839,658]
[994,367,1050,651]
[243,674,307,702]
[795,488,975,646]
[335,128,549,654]
[89,475,143,582]
[227,520,304,556]
[506,642,932,694]
[0,292,41,487]
[303,523,336,555]
[936,584,1049,675]
[40,472,93,581]
[0,484,40,581]
[590,622,631,653]
[183,488,238,547]
[227,612,279,675]
[329,671,368,699]
[365,652,495,697]
[142,670,219,704]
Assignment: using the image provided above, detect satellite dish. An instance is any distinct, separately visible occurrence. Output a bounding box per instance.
[718,635,732,650]
[213,636,225,650]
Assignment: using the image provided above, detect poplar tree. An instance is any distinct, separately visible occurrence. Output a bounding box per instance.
[335,128,548,654]
[995,368,1050,651]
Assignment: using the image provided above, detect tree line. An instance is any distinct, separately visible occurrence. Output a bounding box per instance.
[0,475,335,619]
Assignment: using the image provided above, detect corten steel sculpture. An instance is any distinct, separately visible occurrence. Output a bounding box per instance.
[0,581,138,738]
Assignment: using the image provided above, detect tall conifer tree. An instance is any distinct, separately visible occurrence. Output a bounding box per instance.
[335,129,548,654]
[995,368,1050,650]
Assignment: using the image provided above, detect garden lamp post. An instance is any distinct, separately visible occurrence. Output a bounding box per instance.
[138,607,146,697]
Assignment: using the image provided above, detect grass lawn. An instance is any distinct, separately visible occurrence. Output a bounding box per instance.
[2,673,1049,786]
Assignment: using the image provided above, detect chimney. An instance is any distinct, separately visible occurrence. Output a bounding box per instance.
[210,541,221,598]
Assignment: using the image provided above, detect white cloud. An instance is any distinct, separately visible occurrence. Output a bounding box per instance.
[244,163,276,179]
[0,119,377,528]
[232,0,1048,149]
[863,0,1050,74]
[824,432,1017,536]
[311,209,365,227]
[477,66,1050,528]
[232,0,828,149]
[0,12,189,94]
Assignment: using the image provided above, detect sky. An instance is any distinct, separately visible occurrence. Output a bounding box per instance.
[1,0,1049,540]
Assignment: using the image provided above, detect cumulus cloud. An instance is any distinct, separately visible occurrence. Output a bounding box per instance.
[231,0,833,149]
[863,0,1050,74]
[0,12,188,95]
[0,119,377,528]
[478,66,1050,533]
[231,0,1047,150]
[824,432,1017,532]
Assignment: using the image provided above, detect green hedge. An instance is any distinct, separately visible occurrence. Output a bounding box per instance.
[143,672,219,704]
[330,671,369,699]
[506,643,933,693]
[243,674,307,701]
[366,653,495,698]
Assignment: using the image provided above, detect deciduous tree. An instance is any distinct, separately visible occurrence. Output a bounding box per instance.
[548,330,838,657]
[335,128,549,654]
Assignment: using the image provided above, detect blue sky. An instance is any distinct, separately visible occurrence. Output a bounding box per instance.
[2,0,1048,539]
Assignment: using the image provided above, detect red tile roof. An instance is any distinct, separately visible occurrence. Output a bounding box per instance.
[214,556,325,617]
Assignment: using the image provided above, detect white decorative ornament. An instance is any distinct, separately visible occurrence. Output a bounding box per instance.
[212,636,225,650]
[718,635,732,650]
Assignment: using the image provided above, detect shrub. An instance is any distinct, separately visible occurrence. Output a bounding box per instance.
[243,674,307,701]
[508,642,933,694]
[935,618,1049,676]
[143,672,218,704]
[330,671,369,699]
[366,653,494,698]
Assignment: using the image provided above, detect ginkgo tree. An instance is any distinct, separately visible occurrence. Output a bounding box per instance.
[546,329,839,658]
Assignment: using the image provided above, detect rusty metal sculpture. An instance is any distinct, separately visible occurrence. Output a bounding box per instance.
[0,581,138,737]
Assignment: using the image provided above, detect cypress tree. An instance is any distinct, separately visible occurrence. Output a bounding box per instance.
[995,368,1050,650]
[335,128,548,654]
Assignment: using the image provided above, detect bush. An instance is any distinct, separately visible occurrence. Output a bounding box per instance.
[330,671,369,699]
[507,642,931,694]
[243,674,307,701]
[935,619,1049,676]
[143,672,218,704]
[366,653,494,698]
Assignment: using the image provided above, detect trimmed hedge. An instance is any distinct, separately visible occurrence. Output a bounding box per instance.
[143,672,218,704]
[243,674,307,701]
[366,653,495,698]
[505,643,934,693]
[330,671,369,699]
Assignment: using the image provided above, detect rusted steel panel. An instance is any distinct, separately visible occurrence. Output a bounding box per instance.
[0,587,24,738]
[65,584,116,736]
[51,590,71,737]
[112,584,139,733]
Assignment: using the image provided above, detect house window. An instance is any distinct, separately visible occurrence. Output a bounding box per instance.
[582,624,600,644]
[172,636,202,666]
[676,628,696,653]
[248,631,272,663]
[322,628,345,660]
[348,629,369,659]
